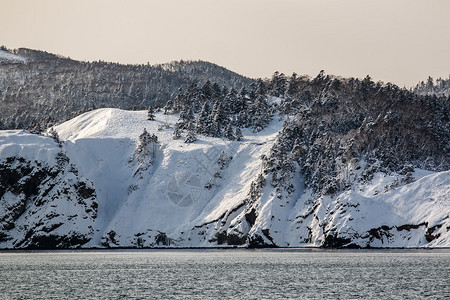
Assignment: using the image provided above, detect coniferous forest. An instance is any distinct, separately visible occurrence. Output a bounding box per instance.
[0,47,252,130]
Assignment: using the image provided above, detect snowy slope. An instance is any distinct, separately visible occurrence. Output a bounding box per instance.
[54,108,281,247]
[288,171,450,248]
[0,50,27,64]
[0,108,448,248]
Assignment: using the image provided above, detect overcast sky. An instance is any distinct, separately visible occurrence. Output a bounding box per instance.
[1,0,449,87]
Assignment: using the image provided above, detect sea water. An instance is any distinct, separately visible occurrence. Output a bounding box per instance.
[0,249,448,299]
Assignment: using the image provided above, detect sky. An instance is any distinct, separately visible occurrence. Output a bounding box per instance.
[1,0,449,87]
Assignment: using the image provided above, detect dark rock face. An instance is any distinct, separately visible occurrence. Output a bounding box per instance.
[248,234,277,248]
[245,209,257,227]
[216,231,247,246]
[322,234,353,249]
[155,232,170,246]
[363,222,446,247]
[368,226,393,242]
[26,233,91,250]
[101,230,119,247]
[0,156,97,249]
[425,225,442,242]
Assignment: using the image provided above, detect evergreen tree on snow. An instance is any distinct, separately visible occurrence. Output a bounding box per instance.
[184,130,197,144]
[236,87,248,112]
[286,72,300,97]
[55,149,70,171]
[185,83,202,112]
[131,128,159,177]
[135,128,159,164]
[223,88,238,114]
[30,123,43,135]
[147,105,155,120]
[224,122,235,140]
[177,105,194,130]
[211,82,222,100]
[290,138,302,161]
[235,127,243,141]
[137,128,151,154]
[217,150,231,169]
[280,72,301,115]
[172,123,182,140]
[211,101,227,136]
[172,88,185,113]
[186,120,195,131]
[49,127,62,147]
[249,95,273,132]
[149,133,158,152]
[164,99,173,114]
[196,102,211,135]
[270,71,287,98]
[255,78,267,96]
[201,80,212,101]
[237,110,249,128]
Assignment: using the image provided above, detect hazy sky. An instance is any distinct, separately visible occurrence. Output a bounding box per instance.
[1,0,449,87]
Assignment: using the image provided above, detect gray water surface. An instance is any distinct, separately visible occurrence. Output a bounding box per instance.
[0,249,449,299]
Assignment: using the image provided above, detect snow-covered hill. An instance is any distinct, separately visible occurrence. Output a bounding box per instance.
[0,108,448,249]
[0,50,27,64]
[0,47,253,131]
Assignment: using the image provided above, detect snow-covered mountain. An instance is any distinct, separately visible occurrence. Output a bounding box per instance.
[0,108,448,249]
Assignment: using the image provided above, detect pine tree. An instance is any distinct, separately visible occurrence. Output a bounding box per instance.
[149,133,158,143]
[147,105,155,120]
[173,89,185,113]
[237,87,248,112]
[164,99,173,114]
[290,138,302,161]
[55,149,69,171]
[187,120,196,132]
[247,82,257,104]
[137,128,151,154]
[211,82,222,100]
[224,122,235,140]
[177,105,194,130]
[173,124,182,140]
[184,130,197,143]
[426,76,434,90]
[217,150,231,169]
[211,101,227,136]
[249,95,273,132]
[201,80,212,101]
[255,78,267,96]
[224,88,238,114]
[235,127,243,141]
[279,97,291,115]
[286,72,299,97]
[138,129,158,155]
[270,71,287,97]
[186,83,201,112]
[196,102,210,135]
[135,128,159,166]
[49,127,62,147]
[237,110,249,128]
[30,123,43,135]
